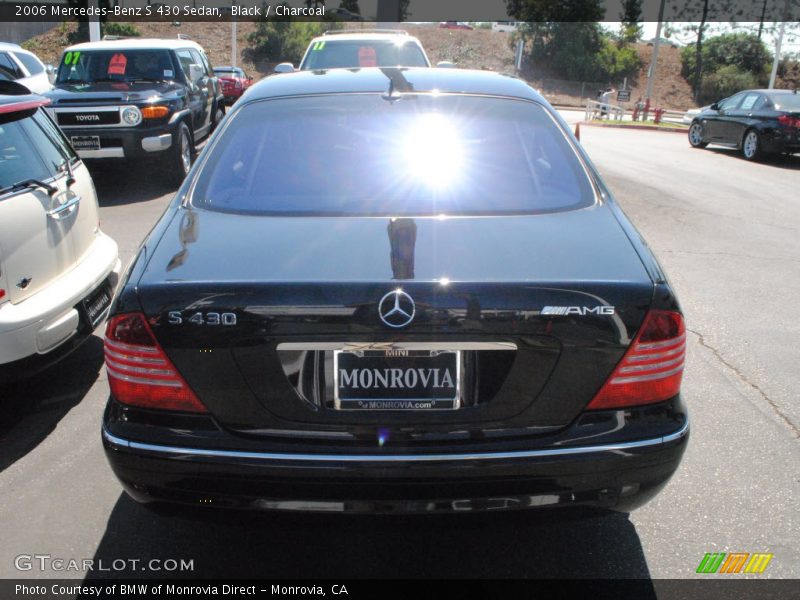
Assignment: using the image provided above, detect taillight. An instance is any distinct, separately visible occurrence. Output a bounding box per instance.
[587,310,685,410]
[104,313,207,413]
[777,114,800,128]
[0,288,5,301]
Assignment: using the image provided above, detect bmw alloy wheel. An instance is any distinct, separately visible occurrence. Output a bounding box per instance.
[688,122,706,148]
[742,130,760,160]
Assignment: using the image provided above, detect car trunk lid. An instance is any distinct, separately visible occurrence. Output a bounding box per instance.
[133,207,654,433]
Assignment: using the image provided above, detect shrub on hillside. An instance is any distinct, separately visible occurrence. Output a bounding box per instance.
[698,65,759,105]
[247,20,341,65]
[777,56,800,90]
[681,32,771,84]
[597,40,640,81]
[515,23,639,83]
[102,22,141,38]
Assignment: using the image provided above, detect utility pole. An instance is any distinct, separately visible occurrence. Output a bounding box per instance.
[644,0,666,115]
[768,0,791,89]
[88,0,101,41]
[231,1,238,68]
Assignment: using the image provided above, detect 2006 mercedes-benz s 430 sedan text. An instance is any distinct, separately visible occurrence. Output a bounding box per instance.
[102,67,689,514]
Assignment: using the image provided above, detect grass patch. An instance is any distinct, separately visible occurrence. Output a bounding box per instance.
[592,119,688,129]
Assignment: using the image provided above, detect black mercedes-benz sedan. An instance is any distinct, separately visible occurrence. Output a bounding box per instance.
[688,88,800,160]
[102,67,689,514]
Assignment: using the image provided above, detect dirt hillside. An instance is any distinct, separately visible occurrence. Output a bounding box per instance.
[22,22,697,110]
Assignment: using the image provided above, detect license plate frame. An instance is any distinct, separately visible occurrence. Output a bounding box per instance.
[81,281,112,329]
[70,135,101,151]
[333,348,461,411]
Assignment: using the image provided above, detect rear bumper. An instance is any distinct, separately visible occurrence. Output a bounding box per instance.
[102,415,689,514]
[0,234,120,379]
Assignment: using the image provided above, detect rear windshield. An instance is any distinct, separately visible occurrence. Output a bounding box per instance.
[0,110,73,192]
[301,41,429,69]
[772,93,800,111]
[191,94,595,216]
[215,68,244,77]
[57,49,177,84]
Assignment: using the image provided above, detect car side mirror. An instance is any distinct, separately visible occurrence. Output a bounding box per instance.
[274,63,295,74]
[436,61,456,68]
[710,102,719,111]
[248,76,253,82]
[188,64,205,83]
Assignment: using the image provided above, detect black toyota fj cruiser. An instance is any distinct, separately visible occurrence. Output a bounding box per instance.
[44,37,225,184]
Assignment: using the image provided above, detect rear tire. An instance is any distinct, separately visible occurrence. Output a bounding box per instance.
[741,129,762,161]
[165,122,194,186]
[688,122,707,148]
[211,103,225,133]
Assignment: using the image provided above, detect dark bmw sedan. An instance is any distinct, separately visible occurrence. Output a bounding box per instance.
[102,67,689,514]
[688,88,800,160]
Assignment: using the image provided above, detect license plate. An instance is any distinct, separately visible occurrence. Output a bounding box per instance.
[81,282,112,328]
[334,349,460,410]
[70,136,100,151]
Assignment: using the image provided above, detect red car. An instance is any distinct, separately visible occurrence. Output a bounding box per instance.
[213,66,253,104]
[438,21,474,30]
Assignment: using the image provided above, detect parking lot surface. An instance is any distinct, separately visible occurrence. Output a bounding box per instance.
[1,122,798,579]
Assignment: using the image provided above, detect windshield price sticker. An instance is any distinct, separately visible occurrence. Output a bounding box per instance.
[108,53,128,76]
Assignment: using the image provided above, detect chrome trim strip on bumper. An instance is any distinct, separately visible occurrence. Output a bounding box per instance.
[77,148,125,159]
[277,342,518,352]
[102,420,689,463]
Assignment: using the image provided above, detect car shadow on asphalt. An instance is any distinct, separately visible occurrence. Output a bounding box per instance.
[85,494,656,584]
[0,336,104,473]
[87,163,180,206]
[707,148,800,170]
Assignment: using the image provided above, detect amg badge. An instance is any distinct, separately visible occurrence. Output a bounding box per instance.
[541,306,616,316]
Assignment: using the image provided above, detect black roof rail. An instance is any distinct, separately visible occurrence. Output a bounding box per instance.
[322,29,408,36]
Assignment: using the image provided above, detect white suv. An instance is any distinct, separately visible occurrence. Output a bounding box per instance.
[0,42,53,94]
[0,82,120,382]
[275,30,431,72]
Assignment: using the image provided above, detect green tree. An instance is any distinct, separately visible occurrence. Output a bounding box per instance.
[247,6,342,65]
[681,32,772,88]
[339,0,360,14]
[619,0,642,44]
[698,65,760,104]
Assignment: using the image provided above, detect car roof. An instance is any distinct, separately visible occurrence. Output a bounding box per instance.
[0,42,23,50]
[310,32,420,43]
[64,38,206,52]
[246,67,544,103]
[0,92,50,113]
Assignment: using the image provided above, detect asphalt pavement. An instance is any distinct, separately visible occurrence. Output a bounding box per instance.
[0,121,797,581]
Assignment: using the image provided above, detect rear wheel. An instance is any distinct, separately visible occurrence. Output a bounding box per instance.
[211,103,225,133]
[165,122,193,185]
[688,122,707,148]
[742,129,762,161]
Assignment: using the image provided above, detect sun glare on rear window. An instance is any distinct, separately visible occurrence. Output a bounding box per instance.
[191,93,595,217]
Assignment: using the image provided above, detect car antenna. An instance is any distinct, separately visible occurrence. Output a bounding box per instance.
[382,76,396,101]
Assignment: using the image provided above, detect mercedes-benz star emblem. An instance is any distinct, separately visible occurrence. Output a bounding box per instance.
[378,290,416,328]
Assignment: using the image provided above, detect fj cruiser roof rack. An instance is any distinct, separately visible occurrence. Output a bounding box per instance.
[322,29,408,36]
